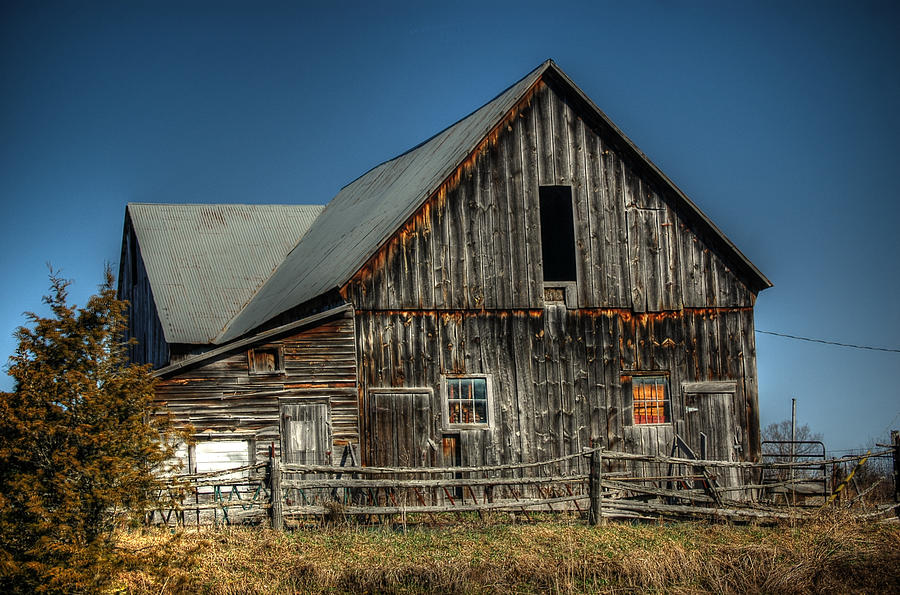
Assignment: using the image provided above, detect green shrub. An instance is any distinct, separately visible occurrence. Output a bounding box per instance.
[0,270,180,594]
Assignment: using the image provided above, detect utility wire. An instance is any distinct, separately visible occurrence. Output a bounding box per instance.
[755,330,900,353]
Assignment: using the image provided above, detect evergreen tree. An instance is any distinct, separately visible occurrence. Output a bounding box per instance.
[0,269,179,593]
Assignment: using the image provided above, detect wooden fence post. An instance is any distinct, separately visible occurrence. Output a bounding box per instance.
[268,455,284,531]
[589,448,604,526]
[831,464,845,505]
[892,430,899,516]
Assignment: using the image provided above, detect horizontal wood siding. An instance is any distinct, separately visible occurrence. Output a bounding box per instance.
[343,80,753,312]
[356,308,760,468]
[155,313,359,463]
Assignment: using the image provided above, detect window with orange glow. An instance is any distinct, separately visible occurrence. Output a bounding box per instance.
[632,376,669,424]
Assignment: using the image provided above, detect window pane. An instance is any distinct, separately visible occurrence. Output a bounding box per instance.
[195,440,250,481]
[459,401,474,423]
[633,376,668,424]
[473,378,486,401]
[474,399,487,424]
[449,401,461,424]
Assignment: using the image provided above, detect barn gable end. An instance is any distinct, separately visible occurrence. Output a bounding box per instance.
[342,77,755,313]
[118,211,169,368]
[334,68,768,467]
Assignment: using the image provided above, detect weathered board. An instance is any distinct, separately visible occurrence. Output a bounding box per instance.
[370,390,433,467]
[355,308,759,470]
[682,390,741,488]
[154,312,358,464]
[344,77,762,475]
[281,401,331,466]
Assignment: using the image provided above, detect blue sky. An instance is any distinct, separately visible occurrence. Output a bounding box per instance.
[2,0,898,452]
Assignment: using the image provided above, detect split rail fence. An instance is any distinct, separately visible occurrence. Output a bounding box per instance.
[147,431,900,528]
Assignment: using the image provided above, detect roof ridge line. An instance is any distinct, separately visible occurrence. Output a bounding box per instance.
[214,58,769,344]
[539,64,772,290]
[125,201,325,344]
[126,202,325,208]
[337,59,555,192]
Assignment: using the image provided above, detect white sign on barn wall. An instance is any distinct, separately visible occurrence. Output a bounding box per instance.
[195,440,250,475]
[191,440,252,497]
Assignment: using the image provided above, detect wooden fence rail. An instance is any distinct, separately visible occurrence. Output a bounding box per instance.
[598,448,894,469]
[276,449,590,475]
[145,442,899,527]
[281,475,587,490]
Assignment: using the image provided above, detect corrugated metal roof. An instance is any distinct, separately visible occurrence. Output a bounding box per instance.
[216,61,550,343]
[128,203,323,344]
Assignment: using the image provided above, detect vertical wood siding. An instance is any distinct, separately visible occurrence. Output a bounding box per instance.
[347,77,762,471]
[154,313,359,463]
[355,308,759,469]
[343,80,753,312]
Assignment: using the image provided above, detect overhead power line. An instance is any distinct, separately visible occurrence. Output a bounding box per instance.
[755,330,900,353]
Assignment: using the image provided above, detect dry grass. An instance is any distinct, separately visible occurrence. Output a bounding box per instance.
[115,511,900,594]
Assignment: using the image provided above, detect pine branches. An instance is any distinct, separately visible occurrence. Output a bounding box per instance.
[0,268,181,594]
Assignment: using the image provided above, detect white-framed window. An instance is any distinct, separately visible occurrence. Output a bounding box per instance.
[442,375,492,429]
[248,345,285,375]
[186,434,257,487]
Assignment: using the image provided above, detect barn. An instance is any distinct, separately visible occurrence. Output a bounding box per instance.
[118,60,771,482]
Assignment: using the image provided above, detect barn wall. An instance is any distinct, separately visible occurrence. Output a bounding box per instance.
[118,218,170,368]
[155,312,359,463]
[342,79,753,313]
[355,308,760,467]
[347,77,762,470]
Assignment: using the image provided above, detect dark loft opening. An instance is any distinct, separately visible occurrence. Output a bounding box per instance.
[539,185,577,282]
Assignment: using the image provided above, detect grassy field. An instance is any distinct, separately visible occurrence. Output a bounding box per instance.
[116,512,900,594]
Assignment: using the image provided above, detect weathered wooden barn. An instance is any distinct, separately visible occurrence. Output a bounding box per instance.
[118,60,771,480]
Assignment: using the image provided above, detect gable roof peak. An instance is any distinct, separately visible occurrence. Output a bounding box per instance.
[215,59,770,344]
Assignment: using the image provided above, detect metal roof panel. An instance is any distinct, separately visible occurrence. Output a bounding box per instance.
[127,203,323,344]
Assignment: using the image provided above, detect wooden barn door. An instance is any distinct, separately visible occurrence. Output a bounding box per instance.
[682,384,740,488]
[371,391,432,467]
[280,401,331,466]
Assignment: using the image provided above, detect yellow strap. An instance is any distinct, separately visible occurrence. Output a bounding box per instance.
[826,450,870,505]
